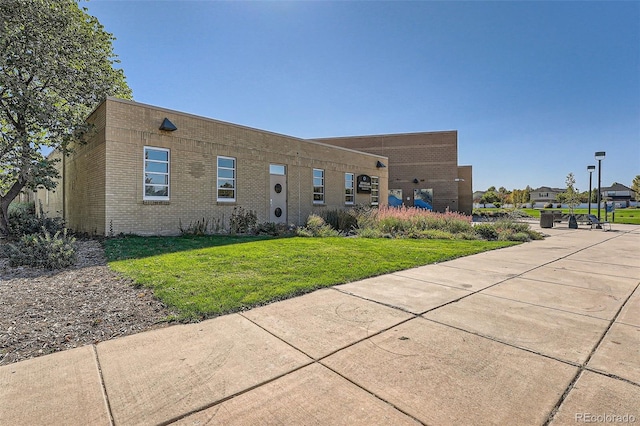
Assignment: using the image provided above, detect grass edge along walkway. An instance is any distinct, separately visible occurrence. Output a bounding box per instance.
[105,236,518,320]
[475,207,640,225]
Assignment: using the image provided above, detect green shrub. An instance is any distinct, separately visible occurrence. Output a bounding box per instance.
[297,214,340,237]
[319,209,339,230]
[510,232,532,242]
[229,207,257,234]
[415,229,455,240]
[493,219,543,242]
[8,228,77,269]
[455,231,481,240]
[254,222,293,237]
[497,228,515,241]
[354,227,383,238]
[8,202,65,236]
[319,208,358,233]
[473,223,499,240]
[473,220,542,242]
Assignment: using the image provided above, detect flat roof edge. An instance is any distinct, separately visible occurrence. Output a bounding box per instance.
[311,129,458,140]
[104,97,387,160]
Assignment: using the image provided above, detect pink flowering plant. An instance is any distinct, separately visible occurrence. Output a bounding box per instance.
[355,206,474,239]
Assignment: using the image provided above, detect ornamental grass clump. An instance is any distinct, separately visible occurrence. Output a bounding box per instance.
[8,228,77,269]
[297,214,340,237]
[491,219,544,242]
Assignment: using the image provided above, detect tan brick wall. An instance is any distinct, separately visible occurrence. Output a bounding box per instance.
[98,98,387,235]
[64,102,107,235]
[314,131,462,212]
[457,165,473,215]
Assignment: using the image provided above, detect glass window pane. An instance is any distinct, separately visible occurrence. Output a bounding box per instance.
[218,168,235,179]
[314,194,324,201]
[218,157,235,169]
[218,189,235,198]
[218,179,235,189]
[313,178,324,186]
[313,186,324,194]
[313,169,323,178]
[145,185,168,197]
[145,161,168,173]
[145,149,168,162]
[145,173,168,185]
[270,164,286,175]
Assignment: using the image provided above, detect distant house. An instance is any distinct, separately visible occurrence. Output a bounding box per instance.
[531,187,564,206]
[472,191,485,203]
[601,182,636,207]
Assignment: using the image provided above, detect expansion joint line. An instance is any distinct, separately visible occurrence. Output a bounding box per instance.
[92,344,115,426]
[543,281,640,426]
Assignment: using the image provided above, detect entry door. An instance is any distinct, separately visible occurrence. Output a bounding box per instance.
[269,164,287,223]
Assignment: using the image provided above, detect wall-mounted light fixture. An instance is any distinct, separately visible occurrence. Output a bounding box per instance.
[376,161,386,168]
[413,178,419,184]
[159,118,177,131]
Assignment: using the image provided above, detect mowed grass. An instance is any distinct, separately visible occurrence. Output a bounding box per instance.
[105,235,517,320]
[612,208,640,225]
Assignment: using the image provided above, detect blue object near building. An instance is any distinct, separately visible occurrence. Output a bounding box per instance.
[388,195,403,207]
[414,199,433,210]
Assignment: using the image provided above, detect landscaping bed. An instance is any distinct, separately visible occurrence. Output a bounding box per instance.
[0,240,176,365]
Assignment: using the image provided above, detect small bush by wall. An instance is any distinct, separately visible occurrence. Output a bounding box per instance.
[297,214,340,237]
[229,207,257,234]
[8,202,65,236]
[179,217,210,236]
[254,222,295,237]
[318,208,358,233]
[8,228,77,269]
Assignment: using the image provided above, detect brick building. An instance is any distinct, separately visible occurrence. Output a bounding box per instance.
[37,98,471,236]
[314,132,473,214]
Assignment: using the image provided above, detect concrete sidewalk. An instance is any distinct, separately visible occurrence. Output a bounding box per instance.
[1,224,639,425]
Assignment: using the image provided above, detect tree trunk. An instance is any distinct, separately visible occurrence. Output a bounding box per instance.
[0,179,28,238]
[0,198,11,238]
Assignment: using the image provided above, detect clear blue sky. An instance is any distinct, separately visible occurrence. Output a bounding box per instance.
[85,0,639,192]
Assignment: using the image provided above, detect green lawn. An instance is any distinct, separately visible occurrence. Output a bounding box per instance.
[612,208,640,225]
[105,235,517,320]
[475,207,640,225]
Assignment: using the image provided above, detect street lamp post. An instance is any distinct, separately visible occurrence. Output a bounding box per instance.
[595,151,606,226]
[587,165,595,215]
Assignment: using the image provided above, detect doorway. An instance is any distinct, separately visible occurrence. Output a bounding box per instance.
[269,164,287,223]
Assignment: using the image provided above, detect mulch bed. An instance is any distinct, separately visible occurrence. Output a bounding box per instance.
[0,239,177,366]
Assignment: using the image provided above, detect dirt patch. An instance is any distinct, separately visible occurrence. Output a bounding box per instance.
[0,239,177,366]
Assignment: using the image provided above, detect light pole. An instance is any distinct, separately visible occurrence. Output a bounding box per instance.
[587,165,595,215]
[595,151,606,225]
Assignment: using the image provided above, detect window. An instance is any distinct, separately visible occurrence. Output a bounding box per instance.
[270,164,286,175]
[313,169,324,204]
[345,173,355,205]
[370,176,379,206]
[144,147,169,200]
[217,156,236,201]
